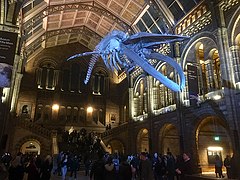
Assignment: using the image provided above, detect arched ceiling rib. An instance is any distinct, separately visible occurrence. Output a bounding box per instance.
[21,0,147,59]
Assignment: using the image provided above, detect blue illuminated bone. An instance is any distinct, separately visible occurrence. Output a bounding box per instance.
[67,30,187,92]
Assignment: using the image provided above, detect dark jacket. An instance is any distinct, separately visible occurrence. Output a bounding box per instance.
[118,162,132,180]
[90,159,105,180]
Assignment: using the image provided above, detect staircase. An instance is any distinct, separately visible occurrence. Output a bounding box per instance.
[100,122,129,138]
[14,118,51,138]
[14,117,59,155]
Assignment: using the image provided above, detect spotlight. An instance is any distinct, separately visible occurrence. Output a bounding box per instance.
[87,106,93,113]
[52,104,59,110]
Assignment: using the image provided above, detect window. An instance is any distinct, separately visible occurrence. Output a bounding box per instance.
[22,0,43,14]
[169,2,185,21]
[36,62,56,90]
[135,5,170,34]
[72,107,78,122]
[79,108,86,121]
[92,74,105,95]
[163,0,200,22]
[133,78,148,116]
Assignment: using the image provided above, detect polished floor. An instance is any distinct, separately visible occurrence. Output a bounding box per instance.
[49,171,230,180]
[51,171,89,180]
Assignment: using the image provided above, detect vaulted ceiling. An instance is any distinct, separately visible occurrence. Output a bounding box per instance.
[19,0,201,61]
[22,0,148,60]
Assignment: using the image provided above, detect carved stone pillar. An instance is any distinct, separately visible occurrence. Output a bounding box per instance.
[205,59,213,92]
[147,75,153,114]
[230,45,240,86]
[128,87,134,119]
[10,55,23,113]
[10,72,23,112]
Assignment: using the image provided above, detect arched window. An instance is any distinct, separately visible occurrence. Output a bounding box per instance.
[36,62,57,90]
[79,107,86,122]
[133,77,148,117]
[196,44,221,95]
[72,107,78,122]
[197,44,207,95]
[92,73,105,95]
[212,50,221,89]
[61,64,85,93]
[159,65,169,107]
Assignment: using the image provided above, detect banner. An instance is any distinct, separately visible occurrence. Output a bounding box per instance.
[187,64,199,106]
[0,31,18,87]
[0,30,18,65]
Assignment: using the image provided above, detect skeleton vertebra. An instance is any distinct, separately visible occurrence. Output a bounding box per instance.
[67,30,187,92]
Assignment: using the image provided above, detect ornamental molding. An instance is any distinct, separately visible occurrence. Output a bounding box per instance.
[220,0,239,11]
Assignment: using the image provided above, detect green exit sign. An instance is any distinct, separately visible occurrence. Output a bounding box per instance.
[214,136,220,141]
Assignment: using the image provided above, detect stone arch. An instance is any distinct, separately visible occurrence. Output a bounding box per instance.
[136,128,149,153]
[133,75,147,94]
[20,140,41,155]
[91,66,109,95]
[236,34,240,46]
[33,56,59,69]
[182,32,218,70]
[158,123,180,156]
[194,115,232,173]
[14,135,47,156]
[228,5,240,45]
[154,63,168,85]
[208,48,218,60]
[105,138,125,154]
[92,66,109,77]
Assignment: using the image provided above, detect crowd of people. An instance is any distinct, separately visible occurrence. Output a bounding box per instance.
[0,152,53,180]
[59,128,103,156]
[0,128,239,180]
[0,150,239,180]
[87,151,196,180]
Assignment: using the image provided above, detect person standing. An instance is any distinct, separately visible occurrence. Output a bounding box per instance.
[40,155,53,180]
[26,156,40,180]
[139,152,154,180]
[175,153,194,180]
[166,152,176,180]
[90,152,105,180]
[104,156,116,180]
[214,155,224,178]
[153,153,166,180]
[224,155,232,179]
[118,155,132,180]
[69,155,79,180]
[230,153,239,179]
[8,152,24,180]
[61,154,68,180]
